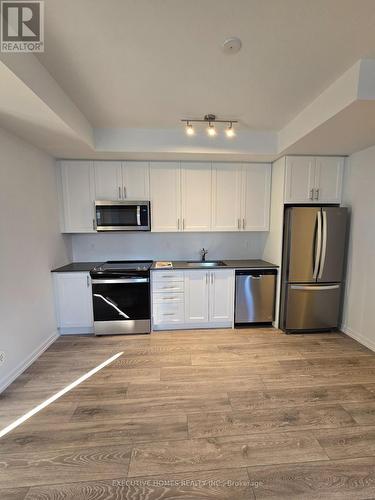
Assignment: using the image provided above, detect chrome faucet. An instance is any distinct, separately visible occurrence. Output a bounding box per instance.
[200,248,208,262]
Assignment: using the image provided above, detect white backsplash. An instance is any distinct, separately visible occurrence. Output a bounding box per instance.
[71,232,268,262]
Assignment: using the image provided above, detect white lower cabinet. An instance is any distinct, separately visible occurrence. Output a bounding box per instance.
[209,270,235,323]
[184,271,210,324]
[53,272,94,334]
[152,269,234,330]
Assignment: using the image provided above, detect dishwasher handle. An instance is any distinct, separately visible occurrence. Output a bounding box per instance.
[235,269,277,277]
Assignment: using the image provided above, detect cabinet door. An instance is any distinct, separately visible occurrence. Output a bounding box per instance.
[211,163,242,231]
[315,157,344,203]
[94,161,122,200]
[184,271,209,324]
[242,163,271,230]
[284,157,316,203]
[54,273,93,328]
[149,162,181,232]
[122,161,150,199]
[60,161,95,232]
[209,270,234,324]
[181,162,212,231]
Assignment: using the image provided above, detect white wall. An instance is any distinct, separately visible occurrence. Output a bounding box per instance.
[341,145,375,349]
[262,157,285,328]
[0,127,72,392]
[72,232,267,262]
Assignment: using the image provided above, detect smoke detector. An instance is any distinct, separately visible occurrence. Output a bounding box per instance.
[222,37,242,54]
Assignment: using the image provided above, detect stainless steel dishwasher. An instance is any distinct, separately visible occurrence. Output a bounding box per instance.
[235,269,277,325]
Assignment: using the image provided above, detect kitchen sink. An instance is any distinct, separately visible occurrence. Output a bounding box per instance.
[185,260,227,268]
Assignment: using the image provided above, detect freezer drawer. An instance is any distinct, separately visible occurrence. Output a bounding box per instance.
[284,283,341,331]
[235,270,276,324]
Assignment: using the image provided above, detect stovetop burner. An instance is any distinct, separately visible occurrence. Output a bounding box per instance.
[92,260,153,273]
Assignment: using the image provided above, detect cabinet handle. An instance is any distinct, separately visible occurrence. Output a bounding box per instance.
[160,296,179,300]
[237,218,241,230]
[182,219,185,230]
[162,313,175,316]
[177,218,180,230]
[123,186,127,198]
[242,219,246,230]
[309,189,314,200]
[206,273,208,285]
[118,186,122,199]
[315,188,319,200]
[92,218,96,231]
[211,273,214,284]
[86,275,90,288]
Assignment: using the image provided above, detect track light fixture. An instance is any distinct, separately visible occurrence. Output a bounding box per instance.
[181,114,237,138]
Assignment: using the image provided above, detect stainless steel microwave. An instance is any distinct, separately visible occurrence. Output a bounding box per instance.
[95,201,151,231]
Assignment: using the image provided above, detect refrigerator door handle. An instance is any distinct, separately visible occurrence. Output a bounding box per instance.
[291,285,340,291]
[312,210,322,279]
[318,210,328,279]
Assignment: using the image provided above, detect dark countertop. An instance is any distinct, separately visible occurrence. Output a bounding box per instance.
[52,259,278,273]
[52,262,103,273]
[151,259,278,270]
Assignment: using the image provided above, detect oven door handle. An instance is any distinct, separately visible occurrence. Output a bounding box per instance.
[91,278,149,284]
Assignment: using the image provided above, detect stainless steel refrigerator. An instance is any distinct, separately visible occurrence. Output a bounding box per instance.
[280,206,348,333]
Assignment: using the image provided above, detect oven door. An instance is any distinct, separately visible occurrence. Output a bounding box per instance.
[91,278,150,335]
[95,201,150,231]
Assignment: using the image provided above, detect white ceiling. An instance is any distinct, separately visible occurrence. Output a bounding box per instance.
[38,0,375,130]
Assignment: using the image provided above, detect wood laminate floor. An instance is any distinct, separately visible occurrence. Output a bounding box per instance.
[2,328,375,499]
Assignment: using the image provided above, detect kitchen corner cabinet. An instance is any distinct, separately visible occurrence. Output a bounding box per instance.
[242,163,271,230]
[284,156,344,204]
[59,161,96,233]
[53,272,94,333]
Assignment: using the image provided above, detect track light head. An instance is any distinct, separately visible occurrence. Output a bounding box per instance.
[225,122,235,137]
[186,122,194,135]
[207,122,217,136]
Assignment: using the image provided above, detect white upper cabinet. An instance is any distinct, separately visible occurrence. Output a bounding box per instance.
[315,157,344,203]
[123,161,150,199]
[284,156,344,204]
[209,269,234,324]
[150,162,181,232]
[211,163,242,231]
[58,160,272,233]
[59,161,96,233]
[284,156,316,203]
[181,162,212,232]
[94,161,123,200]
[184,271,210,324]
[94,161,149,201]
[241,163,271,231]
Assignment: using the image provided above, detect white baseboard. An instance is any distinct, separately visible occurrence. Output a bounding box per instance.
[341,324,375,352]
[0,332,59,394]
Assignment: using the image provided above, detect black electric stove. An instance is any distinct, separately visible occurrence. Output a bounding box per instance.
[90,261,153,336]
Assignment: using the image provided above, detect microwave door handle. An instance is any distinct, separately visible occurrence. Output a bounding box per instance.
[312,210,322,279]
[136,206,141,226]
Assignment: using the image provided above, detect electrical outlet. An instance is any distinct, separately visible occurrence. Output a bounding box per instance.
[0,352,5,364]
